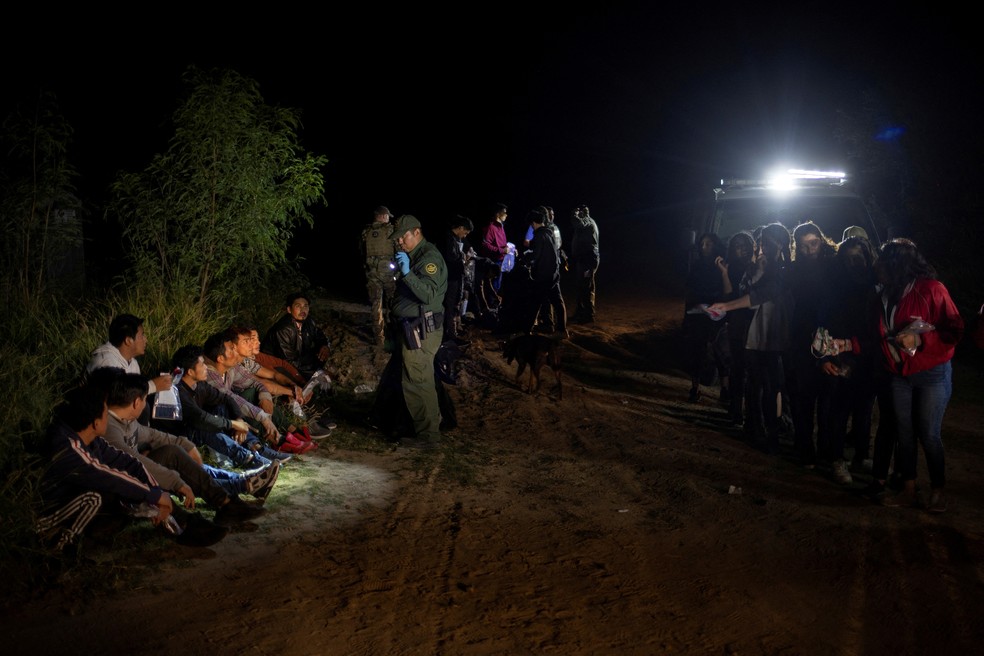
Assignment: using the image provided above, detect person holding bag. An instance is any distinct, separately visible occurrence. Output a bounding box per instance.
[873,239,963,513]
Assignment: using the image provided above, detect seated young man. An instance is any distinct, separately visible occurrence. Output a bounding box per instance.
[203,331,319,452]
[261,292,332,384]
[91,368,277,525]
[86,313,172,395]
[167,345,295,469]
[202,330,281,441]
[230,324,303,412]
[36,384,226,551]
[230,325,334,437]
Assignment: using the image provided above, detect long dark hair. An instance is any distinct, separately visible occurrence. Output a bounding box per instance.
[877,238,936,304]
[759,222,791,267]
[695,232,726,261]
[727,231,755,263]
[837,236,876,268]
[792,220,836,261]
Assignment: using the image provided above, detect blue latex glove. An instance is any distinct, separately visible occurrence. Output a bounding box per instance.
[395,251,411,276]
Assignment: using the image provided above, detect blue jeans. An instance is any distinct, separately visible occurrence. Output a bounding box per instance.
[191,430,271,470]
[203,464,247,495]
[890,361,951,488]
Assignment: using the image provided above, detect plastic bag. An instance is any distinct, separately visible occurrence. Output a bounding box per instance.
[811,326,840,358]
[686,304,726,321]
[898,317,935,335]
[151,368,183,421]
[897,317,936,356]
[500,242,517,273]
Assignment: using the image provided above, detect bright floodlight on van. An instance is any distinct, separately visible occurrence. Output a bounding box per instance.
[766,168,846,192]
[786,168,846,180]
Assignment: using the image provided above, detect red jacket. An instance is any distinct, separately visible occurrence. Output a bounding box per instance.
[481,221,508,262]
[876,278,963,376]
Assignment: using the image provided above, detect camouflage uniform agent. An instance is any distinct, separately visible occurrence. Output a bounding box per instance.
[362,206,398,343]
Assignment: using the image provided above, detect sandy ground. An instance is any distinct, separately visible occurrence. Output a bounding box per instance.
[6,279,984,656]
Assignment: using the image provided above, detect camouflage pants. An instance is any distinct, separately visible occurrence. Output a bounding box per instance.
[367,274,396,343]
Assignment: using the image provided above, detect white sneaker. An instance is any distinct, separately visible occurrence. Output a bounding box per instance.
[246,461,281,500]
[832,460,853,485]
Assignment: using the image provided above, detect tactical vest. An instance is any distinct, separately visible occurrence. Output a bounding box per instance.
[363,224,395,260]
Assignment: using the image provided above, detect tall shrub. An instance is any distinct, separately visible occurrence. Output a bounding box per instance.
[110,66,327,306]
[0,90,82,306]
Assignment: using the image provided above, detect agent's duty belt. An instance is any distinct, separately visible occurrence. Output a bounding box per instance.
[396,310,443,349]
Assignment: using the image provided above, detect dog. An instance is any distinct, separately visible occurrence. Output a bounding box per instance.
[502,332,563,400]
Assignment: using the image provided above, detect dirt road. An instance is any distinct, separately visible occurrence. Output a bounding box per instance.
[7,289,984,656]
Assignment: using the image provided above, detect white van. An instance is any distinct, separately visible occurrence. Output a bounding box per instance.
[691,169,881,247]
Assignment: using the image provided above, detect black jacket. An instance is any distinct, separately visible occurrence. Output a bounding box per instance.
[261,314,329,379]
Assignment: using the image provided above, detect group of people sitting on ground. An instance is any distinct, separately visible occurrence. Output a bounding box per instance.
[36,294,338,551]
[684,221,965,513]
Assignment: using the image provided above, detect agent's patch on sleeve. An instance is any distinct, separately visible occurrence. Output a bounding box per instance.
[424,263,438,275]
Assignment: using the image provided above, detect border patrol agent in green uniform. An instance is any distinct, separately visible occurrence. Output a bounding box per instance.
[389,214,448,447]
[362,206,398,344]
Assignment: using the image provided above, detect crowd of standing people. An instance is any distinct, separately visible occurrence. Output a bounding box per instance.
[686,222,967,512]
[360,202,601,343]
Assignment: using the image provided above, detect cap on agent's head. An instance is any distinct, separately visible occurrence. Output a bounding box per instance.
[375,205,393,218]
[389,214,422,239]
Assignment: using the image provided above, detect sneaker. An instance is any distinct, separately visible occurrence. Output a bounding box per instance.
[283,431,317,452]
[832,460,853,485]
[241,456,271,477]
[174,513,229,547]
[927,490,947,514]
[245,461,281,501]
[306,422,333,439]
[264,440,297,459]
[240,451,271,472]
[215,495,266,525]
[312,416,338,432]
[278,439,315,455]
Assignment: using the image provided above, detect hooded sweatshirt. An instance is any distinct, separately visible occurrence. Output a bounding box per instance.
[87,342,158,394]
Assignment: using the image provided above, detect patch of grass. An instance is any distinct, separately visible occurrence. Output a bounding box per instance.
[402,435,494,487]
[326,430,394,453]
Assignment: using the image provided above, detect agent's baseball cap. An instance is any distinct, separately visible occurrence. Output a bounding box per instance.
[375,205,393,217]
[389,214,422,238]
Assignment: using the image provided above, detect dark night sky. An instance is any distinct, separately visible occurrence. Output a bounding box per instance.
[6,5,981,297]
